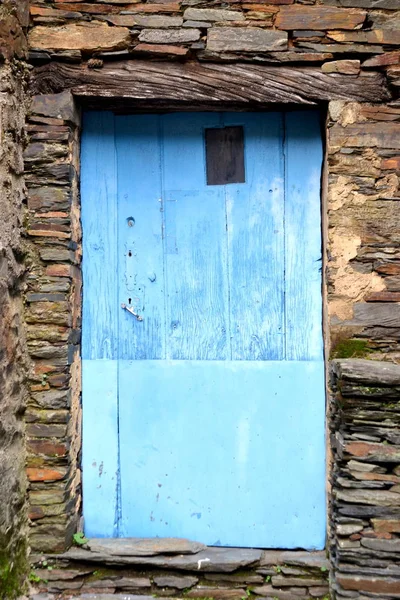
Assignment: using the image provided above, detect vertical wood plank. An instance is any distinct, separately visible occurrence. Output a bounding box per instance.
[224,112,285,360]
[81,111,118,360]
[81,112,119,536]
[162,113,230,360]
[115,115,165,360]
[284,111,324,361]
[82,359,119,537]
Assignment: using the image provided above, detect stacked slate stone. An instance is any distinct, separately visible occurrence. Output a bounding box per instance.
[330,359,400,599]
[24,91,82,553]
[30,541,330,599]
[27,0,400,78]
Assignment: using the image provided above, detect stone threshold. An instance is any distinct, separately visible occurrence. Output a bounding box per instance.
[34,537,329,571]
[30,538,330,600]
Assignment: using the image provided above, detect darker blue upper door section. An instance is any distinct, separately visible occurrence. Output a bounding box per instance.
[81,111,323,363]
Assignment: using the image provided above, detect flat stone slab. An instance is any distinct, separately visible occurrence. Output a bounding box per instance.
[87,537,206,556]
[261,550,329,570]
[63,547,262,572]
[77,596,156,600]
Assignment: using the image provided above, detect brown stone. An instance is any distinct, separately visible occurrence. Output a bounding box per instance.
[337,574,400,595]
[29,23,131,52]
[365,291,400,302]
[372,518,400,533]
[229,0,293,3]
[133,43,189,56]
[207,27,287,52]
[241,4,280,12]
[345,440,400,462]
[275,6,366,30]
[26,467,68,482]
[382,157,400,170]
[330,123,400,149]
[328,30,400,45]
[321,59,360,74]
[375,263,400,275]
[46,264,72,277]
[53,3,124,14]
[0,9,27,60]
[363,51,400,68]
[184,9,244,21]
[352,471,400,483]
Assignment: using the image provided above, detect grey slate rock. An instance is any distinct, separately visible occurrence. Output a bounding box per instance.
[184,8,244,22]
[77,596,155,600]
[361,538,400,552]
[322,0,400,7]
[332,359,400,387]
[87,537,206,556]
[63,547,262,572]
[153,575,199,589]
[133,16,183,28]
[207,28,287,53]
[138,29,200,44]
[31,90,79,125]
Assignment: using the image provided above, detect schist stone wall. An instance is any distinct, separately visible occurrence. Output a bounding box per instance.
[0,0,398,597]
[0,1,30,598]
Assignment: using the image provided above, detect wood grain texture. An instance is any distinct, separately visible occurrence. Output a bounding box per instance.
[31,60,391,107]
[162,113,230,360]
[284,111,324,361]
[224,112,285,360]
[115,115,165,360]
[81,111,118,360]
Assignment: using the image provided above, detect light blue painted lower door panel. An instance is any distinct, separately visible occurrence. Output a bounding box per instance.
[81,110,325,549]
[118,360,325,548]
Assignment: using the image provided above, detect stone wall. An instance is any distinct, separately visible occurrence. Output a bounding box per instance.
[0,1,30,598]
[19,0,400,598]
[330,359,400,599]
[24,90,82,554]
[30,543,330,600]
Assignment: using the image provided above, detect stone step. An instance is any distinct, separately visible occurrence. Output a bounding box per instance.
[58,543,263,572]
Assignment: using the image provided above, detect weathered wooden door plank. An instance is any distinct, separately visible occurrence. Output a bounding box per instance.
[284,111,324,360]
[81,111,119,537]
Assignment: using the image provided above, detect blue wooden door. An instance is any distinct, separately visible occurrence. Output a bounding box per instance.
[81,111,325,549]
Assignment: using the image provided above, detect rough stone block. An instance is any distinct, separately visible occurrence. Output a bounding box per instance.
[328,30,400,45]
[132,15,183,28]
[330,123,400,149]
[133,43,189,56]
[321,0,400,8]
[87,537,206,556]
[29,23,131,52]
[207,27,287,52]
[321,59,360,74]
[184,9,245,22]
[275,5,366,29]
[138,29,200,43]
[26,466,68,482]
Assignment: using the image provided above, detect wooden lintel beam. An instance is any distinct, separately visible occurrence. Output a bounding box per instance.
[31,60,391,107]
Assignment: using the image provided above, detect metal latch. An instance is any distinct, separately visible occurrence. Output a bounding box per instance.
[121,303,143,321]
